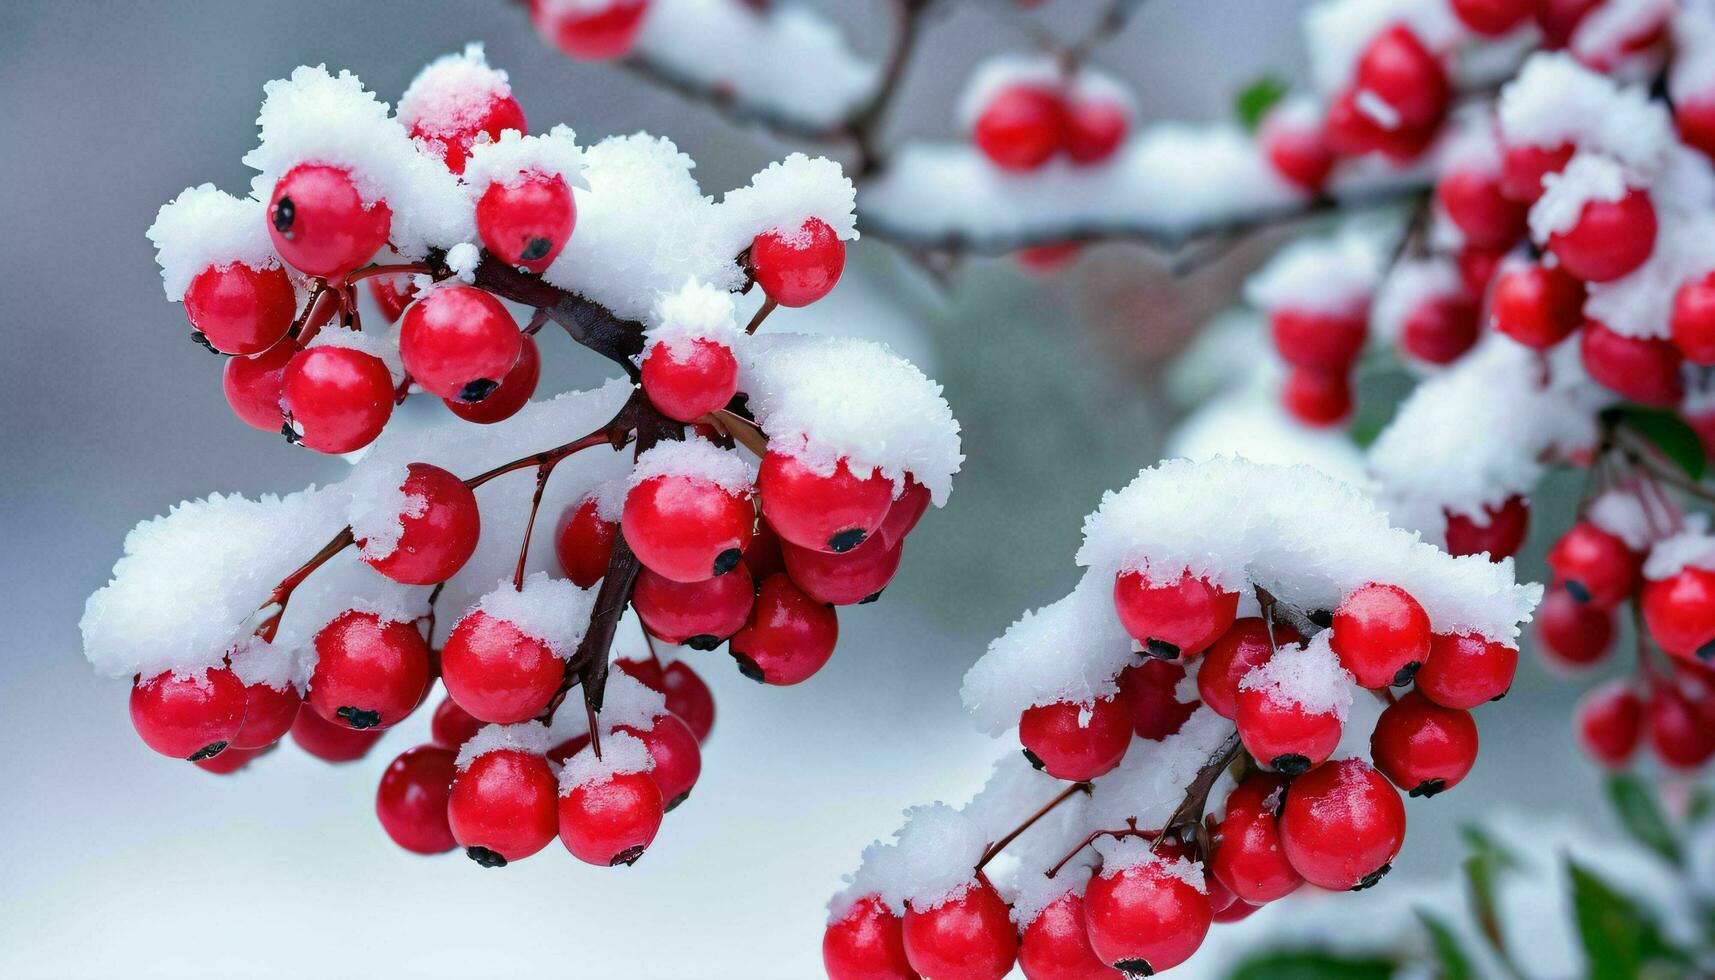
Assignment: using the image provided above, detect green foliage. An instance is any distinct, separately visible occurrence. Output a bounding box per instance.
[1604,405,1707,480]
[1606,772,1684,866]
[1417,911,1475,980]
[1234,76,1289,131]
[1227,950,1397,979]
[1568,860,1690,979]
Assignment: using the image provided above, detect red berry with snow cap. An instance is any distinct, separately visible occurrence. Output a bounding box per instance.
[532,0,651,60]
[1642,566,1715,664]
[1261,105,1334,194]
[662,661,715,743]
[1354,26,1450,135]
[1119,658,1200,741]
[1546,189,1657,283]
[476,173,576,272]
[358,463,481,585]
[130,666,247,761]
[1450,0,1533,34]
[281,345,395,453]
[1236,682,1343,775]
[1536,587,1614,669]
[445,332,540,424]
[402,67,526,175]
[623,471,754,583]
[223,341,296,432]
[231,680,302,750]
[1212,773,1302,905]
[759,451,894,554]
[824,894,915,980]
[1278,758,1406,891]
[1437,168,1527,249]
[1672,272,1715,365]
[1577,681,1643,767]
[555,494,618,587]
[449,746,560,866]
[902,878,1018,980]
[1499,142,1573,203]
[1198,618,1293,719]
[641,338,739,423]
[1016,890,1114,980]
[614,713,702,808]
[874,477,932,550]
[1370,690,1479,797]
[183,262,297,355]
[1017,695,1131,781]
[1065,95,1129,166]
[399,285,522,403]
[1330,583,1431,689]
[1443,496,1529,561]
[1082,857,1212,977]
[1415,632,1518,709]
[557,765,664,866]
[632,563,754,648]
[973,84,1067,171]
[1112,569,1238,660]
[1579,321,1684,407]
[440,610,565,724]
[376,744,458,854]
[729,573,839,685]
[307,610,431,731]
[1547,521,1640,609]
[781,533,904,606]
[1490,262,1585,349]
[290,707,384,762]
[267,163,391,279]
[750,217,846,307]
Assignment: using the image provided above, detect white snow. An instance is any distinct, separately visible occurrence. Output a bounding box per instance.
[461,125,587,194]
[870,803,989,913]
[627,436,754,497]
[595,667,669,731]
[396,43,513,137]
[1673,1,1715,102]
[1529,152,1632,241]
[1497,53,1673,175]
[557,729,654,791]
[1643,514,1715,579]
[1086,707,1236,828]
[643,278,744,355]
[718,152,858,245]
[146,184,284,302]
[454,720,555,770]
[1237,630,1354,719]
[1588,487,1660,551]
[1092,838,1208,894]
[345,461,424,561]
[305,324,406,387]
[226,636,306,694]
[1244,220,1388,315]
[467,572,595,660]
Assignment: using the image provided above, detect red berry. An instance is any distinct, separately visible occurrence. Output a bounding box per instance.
[1450,0,1532,34]
[614,714,702,807]
[1490,262,1586,349]
[1677,96,1715,163]
[824,894,917,980]
[1213,901,1260,923]
[289,706,384,762]
[1112,570,1238,660]
[1415,632,1518,709]
[1281,368,1354,427]
[1443,496,1529,560]
[194,745,264,774]
[759,451,894,554]
[1212,773,1302,904]
[750,217,846,307]
[1065,97,1129,166]
[1082,858,1212,976]
[476,172,576,272]
[1330,583,1432,688]
[130,667,247,760]
[743,518,789,582]
[307,610,431,731]
[662,661,715,743]
[532,0,651,60]
[1642,566,1715,664]
[555,494,618,588]
[441,610,566,724]
[357,463,481,585]
[1269,308,1368,374]
[1647,682,1715,769]
[615,655,667,693]
[281,344,395,453]
[1354,26,1449,135]
[973,85,1067,171]
[902,879,1018,980]
[267,163,391,278]
[1547,189,1657,283]
[1580,321,1684,406]
[641,338,739,423]
[399,285,521,403]
[407,89,526,176]
[558,767,665,866]
[1278,758,1406,890]
[1235,682,1343,775]
[1325,87,1429,160]
[1577,680,1643,767]
[623,472,754,582]
[874,478,932,550]
[367,275,418,324]
[445,333,540,424]
[1017,695,1132,781]
[730,574,839,685]
[1198,618,1292,720]
[231,680,302,750]
[223,341,296,432]
[1015,242,1083,274]
[633,563,754,648]
[1672,271,1715,365]
[1499,141,1574,203]
[1537,0,1604,49]
[1457,242,1506,296]
[1119,658,1200,740]
[183,263,296,355]
[376,744,458,854]
[1016,890,1118,980]
[781,533,904,606]
[430,695,484,749]
[1535,587,1615,669]
[1400,291,1481,365]
[1261,107,1335,193]
[449,748,560,865]
[1547,521,1641,609]
[1370,690,1479,797]
[1438,168,1527,249]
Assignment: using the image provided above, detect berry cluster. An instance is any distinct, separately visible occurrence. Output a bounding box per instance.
[530,0,653,62]
[94,44,963,873]
[827,458,1538,979]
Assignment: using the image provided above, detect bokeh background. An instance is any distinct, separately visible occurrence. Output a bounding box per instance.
[0,2,1604,977]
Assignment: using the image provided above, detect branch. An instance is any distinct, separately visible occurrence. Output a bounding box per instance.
[976,780,1091,871]
[849,0,934,178]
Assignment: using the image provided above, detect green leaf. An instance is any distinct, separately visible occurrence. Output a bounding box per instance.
[1227,950,1396,979]
[1568,859,1689,979]
[1605,772,1683,865]
[1417,910,1475,980]
[1234,76,1289,131]
[1604,405,1707,480]
[1688,786,1715,826]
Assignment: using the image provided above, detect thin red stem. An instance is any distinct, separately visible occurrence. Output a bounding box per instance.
[512,461,558,591]
[341,262,433,285]
[976,781,1091,871]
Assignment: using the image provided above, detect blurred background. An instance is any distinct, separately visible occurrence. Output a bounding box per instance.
[0,2,1608,977]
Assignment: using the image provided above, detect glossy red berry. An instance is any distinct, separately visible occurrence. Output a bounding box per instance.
[130,667,247,760]
[730,574,839,685]
[743,518,788,582]
[449,748,560,865]
[1547,189,1657,283]
[555,494,618,588]
[759,451,894,554]
[1278,758,1406,891]
[1450,0,1533,34]
[875,477,932,550]
[445,333,540,424]
[406,87,526,176]
[476,173,576,272]
[194,745,264,775]
[1329,583,1431,688]
[1443,496,1529,560]
[1112,570,1238,660]
[267,163,392,278]
[430,695,484,749]
[1083,859,1212,977]
[1198,619,1292,720]
[306,610,431,731]
[183,262,296,355]
[1261,107,1334,193]
[1647,682,1715,769]
[367,274,417,323]
[781,533,904,606]
[1065,97,1129,165]
[1580,321,1684,406]
[1370,691,1479,797]
[633,563,754,648]
[1016,890,1117,980]
[558,767,665,866]
[1679,97,1715,163]
[1017,695,1132,781]
[1325,86,1437,161]
[1119,658,1199,740]
[1642,566,1715,663]
[1212,773,1302,905]
[441,610,565,724]
[290,705,384,762]
[231,680,302,750]
[615,713,702,807]
[623,473,754,582]
[358,462,481,585]
[399,285,521,403]
[1399,290,1480,365]
[1547,521,1641,609]
[1415,632,1518,709]
[1499,141,1574,202]
[1576,680,1643,767]
[973,84,1067,171]
[1489,262,1586,349]
[902,879,1018,980]
[661,661,715,743]
[1457,242,1506,296]
[532,0,651,60]
[750,217,846,307]
[1437,168,1527,249]
[1535,587,1615,669]
[1537,0,1605,46]
[1672,272,1715,365]
[1235,683,1343,775]
[1281,368,1353,427]
[824,894,916,980]
[641,338,739,423]
[281,345,395,453]
[615,655,667,693]
[1270,308,1367,374]
[376,744,458,854]
[223,341,295,432]
[1355,26,1450,135]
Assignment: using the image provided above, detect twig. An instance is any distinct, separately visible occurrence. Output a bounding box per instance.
[976,780,1092,871]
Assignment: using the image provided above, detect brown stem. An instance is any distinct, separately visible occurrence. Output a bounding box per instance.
[709,409,769,457]
[849,0,933,178]
[512,461,558,592]
[421,582,446,649]
[341,262,432,285]
[463,429,619,490]
[744,296,778,335]
[253,527,357,641]
[1254,584,1325,640]
[976,781,1091,871]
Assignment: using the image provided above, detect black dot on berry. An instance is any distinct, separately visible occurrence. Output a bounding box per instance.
[1145,638,1181,660]
[1565,580,1592,603]
[459,378,499,403]
[685,634,721,651]
[610,845,646,867]
[732,651,765,683]
[1271,753,1312,776]
[1491,689,1509,702]
[860,589,884,605]
[280,421,301,445]
[827,528,866,553]
[1113,958,1154,978]
[1697,639,1715,663]
[465,846,507,868]
[665,790,690,813]
[1409,778,1447,799]
[521,237,552,261]
[1022,747,1046,771]
[337,706,382,730]
[712,548,743,576]
[1392,661,1421,687]
[186,741,228,762]
[272,196,295,234]
[189,331,223,355]
[1351,863,1392,891]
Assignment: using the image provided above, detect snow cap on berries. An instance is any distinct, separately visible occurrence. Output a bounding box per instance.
[1010,872,1092,929]
[1244,221,1387,315]
[467,573,595,660]
[1529,153,1633,241]
[718,152,858,248]
[305,324,406,386]
[644,278,744,356]
[1370,256,1465,349]
[1643,513,1715,580]
[1092,836,1208,893]
[1087,706,1234,828]
[396,42,514,138]
[628,436,754,496]
[1498,53,1673,174]
[583,478,629,523]
[1301,0,1460,93]
[227,636,308,694]
[595,666,669,731]
[146,184,283,302]
[557,730,654,791]
[345,461,426,561]
[1238,631,1354,720]
[876,803,989,912]
[442,242,481,283]
[455,721,555,770]
[955,52,1065,130]
[462,125,588,196]
[1588,488,1658,551]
